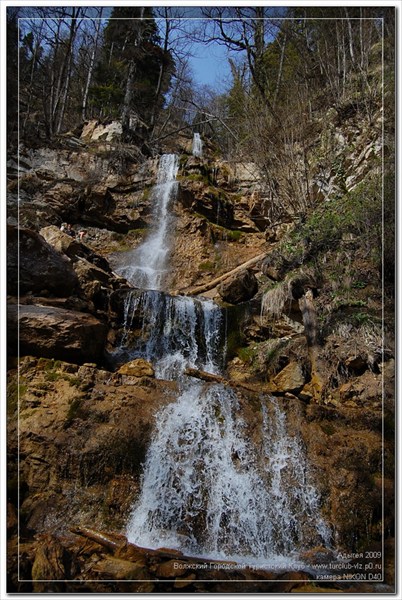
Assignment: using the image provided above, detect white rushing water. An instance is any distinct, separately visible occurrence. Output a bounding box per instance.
[115,154,179,290]
[119,289,224,379]
[192,132,203,157]
[126,382,331,565]
[117,149,330,567]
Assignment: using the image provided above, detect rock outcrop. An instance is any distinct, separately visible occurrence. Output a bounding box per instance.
[8,305,107,363]
[7,225,78,296]
[6,100,394,594]
[217,269,258,304]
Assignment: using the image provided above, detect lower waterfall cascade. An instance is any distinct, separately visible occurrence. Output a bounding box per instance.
[126,382,331,565]
[115,151,332,566]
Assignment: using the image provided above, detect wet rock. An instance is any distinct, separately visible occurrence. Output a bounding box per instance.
[178,182,234,228]
[273,362,305,392]
[117,359,155,378]
[8,358,176,543]
[8,304,107,363]
[218,269,258,304]
[72,258,114,306]
[7,225,78,297]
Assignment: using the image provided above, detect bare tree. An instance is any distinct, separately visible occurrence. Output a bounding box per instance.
[81,8,104,121]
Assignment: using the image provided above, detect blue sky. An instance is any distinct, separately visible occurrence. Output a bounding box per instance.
[189,42,232,91]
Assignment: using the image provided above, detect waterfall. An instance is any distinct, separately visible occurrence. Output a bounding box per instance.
[117,147,330,567]
[113,150,226,380]
[192,132,203,157]
[115,154,179,290]
[119,290,224,379]
[127,382,331,565]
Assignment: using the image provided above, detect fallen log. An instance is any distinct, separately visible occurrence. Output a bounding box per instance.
[184,367,274,394]
[184,367,226,385]
[70,526,127,552]
[70,526,238,569]
[184,252,267,296]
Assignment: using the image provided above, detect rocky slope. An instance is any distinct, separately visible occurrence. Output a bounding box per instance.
[6,116,395,593]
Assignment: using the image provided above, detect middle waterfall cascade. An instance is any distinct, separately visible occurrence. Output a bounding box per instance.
[192,132,203,157]
[127,383,331,564]
[120,289,225,379]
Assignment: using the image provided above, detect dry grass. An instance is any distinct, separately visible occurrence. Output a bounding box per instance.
[261,280,292,319]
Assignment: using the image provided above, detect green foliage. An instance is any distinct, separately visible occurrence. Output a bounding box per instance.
[258,32,305,106]
[7,377,27,414]
[199,260,216,272]
[206,185,229,204]
[210,223,243,242]
[64,397,86,428]
[90,6,174,125]
[226,230,243,242]
[141,186,152,202]
[237,346,255,364]
[280,172,382,266]
[88,84,124,117]
[178,172,209,184]
[351,311,371,326]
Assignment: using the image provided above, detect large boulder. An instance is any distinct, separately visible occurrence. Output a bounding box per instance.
[117,359,154,378]
[218,269,258,304]
[39,225,82,258]
[272,362,305,392]
[40,225,112,273]
[81,119,122,142]
[7,304,107,363]
[7,225,78,297]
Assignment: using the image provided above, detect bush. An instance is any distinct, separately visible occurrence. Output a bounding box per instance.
[280,172,382,265]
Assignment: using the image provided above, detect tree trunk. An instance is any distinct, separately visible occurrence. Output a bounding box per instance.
[121,7,144,141]
[184,253,266,296]
[273,33,287,107]
[82,11,103,121]
[22,22,44,137]
[121,59,137,140]
[344,8,355,65]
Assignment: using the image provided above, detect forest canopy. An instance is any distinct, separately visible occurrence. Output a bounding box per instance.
[8,5,394,163]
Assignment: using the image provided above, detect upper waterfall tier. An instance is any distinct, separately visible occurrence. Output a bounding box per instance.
[192,132,203,157]
[115,154,179,290]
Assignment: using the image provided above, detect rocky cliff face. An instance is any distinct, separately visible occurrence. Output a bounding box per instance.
[6,116,394,592]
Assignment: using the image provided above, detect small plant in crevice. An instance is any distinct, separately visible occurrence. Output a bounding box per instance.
[199,260,216,272]
[64,397,87,429]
